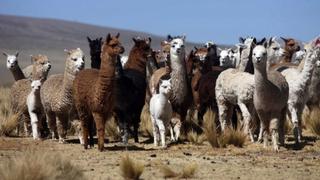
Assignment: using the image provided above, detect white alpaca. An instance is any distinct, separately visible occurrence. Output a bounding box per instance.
[266,37,283,67]
[27,80,42,140]
[149,79,173,147]
[120,55,128,67]
[219,48,235,68]
[281,48,319,143]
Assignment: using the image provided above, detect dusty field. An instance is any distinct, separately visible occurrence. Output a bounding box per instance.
[0,134,320,180]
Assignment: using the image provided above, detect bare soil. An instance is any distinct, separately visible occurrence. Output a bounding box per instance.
[0,134,320,180]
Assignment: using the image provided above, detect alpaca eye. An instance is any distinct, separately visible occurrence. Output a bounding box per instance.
[273,47,279,50]
[72,58,77,61]
[181,45,185,48]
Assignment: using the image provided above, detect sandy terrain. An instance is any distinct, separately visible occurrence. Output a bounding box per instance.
[0,134,319,180]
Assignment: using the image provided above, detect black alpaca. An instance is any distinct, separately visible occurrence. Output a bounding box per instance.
[87,36,102,69]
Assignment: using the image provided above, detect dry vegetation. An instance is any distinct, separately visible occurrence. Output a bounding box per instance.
[0,87,18,136]
[304,107,320,137]
[0,149,85,180]
[120,154,144,180]
[160,163,198,179]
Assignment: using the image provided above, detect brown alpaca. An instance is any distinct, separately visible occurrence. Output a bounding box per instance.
[73,33,124,151]
[271,37,301,71]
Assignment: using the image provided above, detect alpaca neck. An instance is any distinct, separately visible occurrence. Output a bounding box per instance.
[10,65,25,81]
[95,53,116,98]
[298,56,316,89]
[90,53,101,69]
[125,49,147,76]
[170,53,188,104]
[281,50,293,63]
[254,64,268,90]
[61,64,76,100]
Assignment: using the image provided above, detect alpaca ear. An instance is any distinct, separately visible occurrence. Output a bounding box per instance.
[15,51,19,57]
[253,38,257,44]
[217,47,222,52]
[2,52,8,57]
[116,33,120,38]
[239,37,245,43]
[281,37,288,43]
[181,34,186,41]
[87,36,92,43]
[106,33,112,43]
[167,35,173,41]
[159,79,163,85]
[132,37,137,44]
[194,46,198,51]
[161,41,168,46]
[99,37,103,42]
[30,55,35,63]
[64,49,71,55]
[258,38,266,46]
[147,37,152,44]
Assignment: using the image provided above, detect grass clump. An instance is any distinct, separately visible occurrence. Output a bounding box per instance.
[120,154,144,180]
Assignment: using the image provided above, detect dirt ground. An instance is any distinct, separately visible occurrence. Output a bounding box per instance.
[0,134,320,180]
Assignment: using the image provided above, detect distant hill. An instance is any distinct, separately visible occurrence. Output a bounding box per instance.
[0,14,226,86]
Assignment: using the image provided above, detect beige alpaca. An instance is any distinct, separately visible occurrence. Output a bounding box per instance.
[40,48,84,143]
[10,55,51,136]
[252,45,289,151]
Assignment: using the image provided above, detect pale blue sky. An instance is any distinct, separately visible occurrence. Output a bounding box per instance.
[0,0,319,44]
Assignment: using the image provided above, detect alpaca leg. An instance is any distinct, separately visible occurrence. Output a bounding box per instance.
[197,105,207,126]
[56,113,69,143]
[133,115,140,143]
[217,101,229,132]
[93,113,106,152]
[169,124,175,141]
[29,110,40,140]
[151,116,159,146]
[157,119,166,148]
[238,103,254,142]
[288,104,300,144]
[258,120,264,143]
[279,108,286,146]
[46,111,58,140]
[270,118,280,152]
[22,112,32,137]
[296,105,304,142]
[173,119,181,141]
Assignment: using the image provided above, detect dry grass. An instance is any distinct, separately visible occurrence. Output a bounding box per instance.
[305,107,320,137]
[139,104,153,137]
[187,130,206,145]
[120,154,144,180]
[202,109,246,148]
[160,163,197,179]
[105,117,121,141]
[0,149,85,180]
[0,87,19,136]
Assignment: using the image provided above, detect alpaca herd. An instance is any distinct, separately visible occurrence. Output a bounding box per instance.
[2,33,320,152]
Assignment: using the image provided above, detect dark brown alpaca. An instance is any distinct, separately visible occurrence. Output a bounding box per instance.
[114,37,152,144]
[87,36,103,69]
[73,33,124,151]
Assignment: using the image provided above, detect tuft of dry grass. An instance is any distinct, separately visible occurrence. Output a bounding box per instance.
[0,149,85,180]
[160,163,198,179]
[160,165,179,178]
[0,87,19,136]
[202,109,246,148]
[105,117,121,141]
[220,128,247,148]
[120,154,144,180]
[187,130,206,145]
[305,107,320,137]
[139,105,153,138]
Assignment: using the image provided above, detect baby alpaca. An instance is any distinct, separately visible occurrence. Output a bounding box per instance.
[149,79,173,147]
[27,80,43,140]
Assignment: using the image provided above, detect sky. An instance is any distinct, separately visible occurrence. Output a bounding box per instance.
[0,0,319,44]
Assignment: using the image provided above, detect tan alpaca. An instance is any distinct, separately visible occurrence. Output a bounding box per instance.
[40,48,84,143]
[10,55,51,136]
[73,33,124,151]
[252,44,289,151]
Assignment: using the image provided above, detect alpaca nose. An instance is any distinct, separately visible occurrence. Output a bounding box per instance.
[256,56,261,62]
[48,64,51,69]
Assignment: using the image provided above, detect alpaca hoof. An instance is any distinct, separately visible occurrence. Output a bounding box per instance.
[98,147,104,152]
[161,145,167,149]
[273,145,280,152]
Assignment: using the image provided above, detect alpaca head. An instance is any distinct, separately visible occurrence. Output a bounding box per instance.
[102,33,125,57]
[292,49,306,64]
[253,45,268,69]
[281,37,300,54]
[87,37,102,57]
[159,79,172,96]
[169,35,186,57]
[64,48,85,73]
[267,37,282,58]
[194,46,208,61]
[30,54,51,81]
[132,36,152,58]
[239,36,257,47]
[3,51,19,69]
[219,48,234,67]
[30,80,42,91]
[160,40,171,61]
